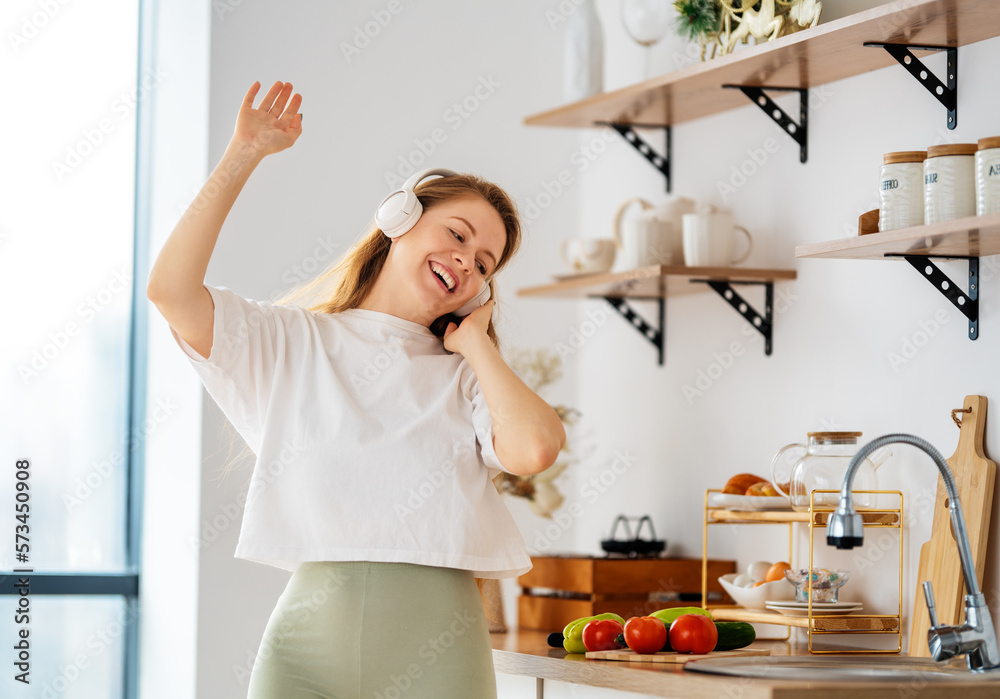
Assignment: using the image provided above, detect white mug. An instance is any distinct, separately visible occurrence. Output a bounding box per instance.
[655,196,696,264]
[560,238,617,273]
[682,212,753,267]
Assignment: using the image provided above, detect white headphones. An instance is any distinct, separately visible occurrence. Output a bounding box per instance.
[375,168,491,317]
[376,168,457,238]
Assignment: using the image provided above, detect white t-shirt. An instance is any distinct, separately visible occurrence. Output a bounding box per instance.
[169,284,532,579]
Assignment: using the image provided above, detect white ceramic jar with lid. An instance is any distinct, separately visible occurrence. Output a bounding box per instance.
[924,143,977,224]
[976,136,1000,216]
[879,151,926,231]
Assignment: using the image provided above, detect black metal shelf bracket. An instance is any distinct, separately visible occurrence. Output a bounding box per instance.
[863,43,957,129]
[600,122,671,192]
[692,280,775,355]
[603,296,666,366]
[894,255,979,340]
[722,85,808,163]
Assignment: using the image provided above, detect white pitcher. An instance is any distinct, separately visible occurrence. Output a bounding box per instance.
[613,197,674,270]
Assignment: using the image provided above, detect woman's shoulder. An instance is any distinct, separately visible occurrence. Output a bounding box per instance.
[206,284,327,321]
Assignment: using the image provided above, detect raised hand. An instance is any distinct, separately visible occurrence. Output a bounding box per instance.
[232,80,303,157]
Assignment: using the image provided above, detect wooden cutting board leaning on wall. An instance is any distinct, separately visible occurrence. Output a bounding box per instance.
[909,395,997,656]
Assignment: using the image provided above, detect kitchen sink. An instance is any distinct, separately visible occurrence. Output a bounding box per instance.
[684,655,1000,682]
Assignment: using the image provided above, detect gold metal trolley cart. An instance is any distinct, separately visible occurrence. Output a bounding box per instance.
[701,489,903,653]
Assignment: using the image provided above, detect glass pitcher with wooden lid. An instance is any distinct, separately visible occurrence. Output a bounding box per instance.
[770,432,892,512]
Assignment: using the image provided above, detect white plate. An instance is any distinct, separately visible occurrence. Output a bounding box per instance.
[765,603,863,617]
[765,602,863,615]
[764,600,862,608]
[708,493,793,511]
[764,604,863,616]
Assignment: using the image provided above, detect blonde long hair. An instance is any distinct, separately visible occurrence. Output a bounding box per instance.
[215,172,522,482]
[273,172,521,344]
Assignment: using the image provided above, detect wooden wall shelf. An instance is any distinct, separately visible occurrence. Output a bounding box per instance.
[518,0,1000,358]
[795,212,1000,260]
[517,266,796,364]
[796,213,999,341]
[517,265,796,300]
[524,0,1000,130]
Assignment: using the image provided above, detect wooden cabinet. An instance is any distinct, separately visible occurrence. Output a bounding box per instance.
[516,555,735,631]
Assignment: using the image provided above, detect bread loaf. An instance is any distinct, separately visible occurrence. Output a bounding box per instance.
[746,481,779,497]
[722,473,767,494]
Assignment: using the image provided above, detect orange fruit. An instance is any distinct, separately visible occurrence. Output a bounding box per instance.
[754,581,767,587]
[765,561,792,582]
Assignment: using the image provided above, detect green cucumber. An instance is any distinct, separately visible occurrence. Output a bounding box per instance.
[714,621,756,651]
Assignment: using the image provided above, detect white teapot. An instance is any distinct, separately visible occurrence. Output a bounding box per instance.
[613,196,696,270]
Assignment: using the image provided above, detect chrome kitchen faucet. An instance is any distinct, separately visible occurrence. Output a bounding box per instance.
[825,433,1000,672]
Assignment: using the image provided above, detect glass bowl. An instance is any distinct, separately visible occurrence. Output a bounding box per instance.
[783,568,850,603]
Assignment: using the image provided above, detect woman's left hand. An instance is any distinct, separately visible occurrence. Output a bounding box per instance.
[442,299,494,356]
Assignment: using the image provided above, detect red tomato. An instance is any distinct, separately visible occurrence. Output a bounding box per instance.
[623,616,667,655]
[669,614,718,654]
[581,619,624,652]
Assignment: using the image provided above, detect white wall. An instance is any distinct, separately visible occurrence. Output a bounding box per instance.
[561,0,1000,650]
[159,1,1000,695]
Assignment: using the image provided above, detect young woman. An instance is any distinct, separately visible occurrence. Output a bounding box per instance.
[146,80,565,698]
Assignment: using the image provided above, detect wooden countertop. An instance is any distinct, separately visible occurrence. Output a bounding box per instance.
[490,628,1000,698]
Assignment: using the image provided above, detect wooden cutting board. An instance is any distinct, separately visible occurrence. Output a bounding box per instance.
[585,648,770,663]
[909,395,996,656]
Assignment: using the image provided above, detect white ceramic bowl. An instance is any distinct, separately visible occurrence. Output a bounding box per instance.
[718,573,795,610]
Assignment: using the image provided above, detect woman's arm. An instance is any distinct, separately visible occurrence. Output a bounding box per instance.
[147,80,302,357]
[447,303,566,476]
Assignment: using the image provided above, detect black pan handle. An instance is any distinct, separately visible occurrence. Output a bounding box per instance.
[607,514,633,542]
[635,515,657,542]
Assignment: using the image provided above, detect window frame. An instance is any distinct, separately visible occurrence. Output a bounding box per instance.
[0,1,153,696]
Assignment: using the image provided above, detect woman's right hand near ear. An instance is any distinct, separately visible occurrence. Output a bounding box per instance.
[232,80,303,158]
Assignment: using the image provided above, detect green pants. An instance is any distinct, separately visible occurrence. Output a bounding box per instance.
[246,560,498,699]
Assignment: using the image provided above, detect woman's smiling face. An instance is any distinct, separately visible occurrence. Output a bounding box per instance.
[374,194,507,325]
